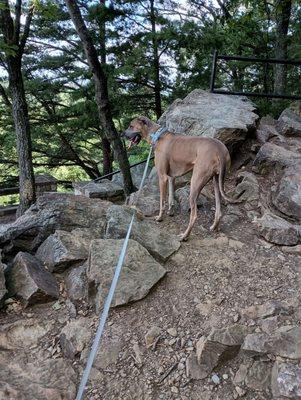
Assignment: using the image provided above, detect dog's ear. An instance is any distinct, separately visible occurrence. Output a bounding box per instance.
[137,116,151,126]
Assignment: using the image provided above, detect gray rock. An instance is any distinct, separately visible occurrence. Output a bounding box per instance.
[73,179,124,202]
[7,252,59,306]
[186,354,208,380]
[175,186,209,213]
[105,205,181,261]
[127,184,160,217]
[0,252,7,306]
[244,360,272,392]
[87,239,166,311]
[281,244,301,255]
[36,229,91,273]
[60,317,92,359]
[278,108,301,137]
[158,89,258,151]
[256,211,299,246]
[196,325,250,378]
[145,326,161,348]
[0,355,77,400]
[242,325,301,359]
[0,318,54,350]
[82,339,123,370]
[242,300,289,320]
[0,193,110,254]
[255,116,282,143]
[273,167,301,221]
[235,171,259,202]
[253,143,301,174]
[271,362,301,399]
[65,263,88,302]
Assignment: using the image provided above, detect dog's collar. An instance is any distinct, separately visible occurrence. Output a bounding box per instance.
[150,126,168,147]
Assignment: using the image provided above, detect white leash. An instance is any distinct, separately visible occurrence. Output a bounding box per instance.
[76,146,153,400]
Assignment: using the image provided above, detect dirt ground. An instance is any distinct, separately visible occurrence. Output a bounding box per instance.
[1,182,300,400]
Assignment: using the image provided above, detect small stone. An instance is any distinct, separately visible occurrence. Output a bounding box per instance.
[235,386,246,397]
[211,374,220,384]
[145,326,161,348]
[178,362,185,370]
[223,374,229,380]
[167,327,177,337]
[171,386,179,394]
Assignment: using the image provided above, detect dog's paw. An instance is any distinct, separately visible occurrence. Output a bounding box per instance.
[154,215,163,222]
[166,208,174,217]
[178,233,188,242]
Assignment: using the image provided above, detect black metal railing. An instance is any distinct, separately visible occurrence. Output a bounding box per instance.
[210,50,301,100]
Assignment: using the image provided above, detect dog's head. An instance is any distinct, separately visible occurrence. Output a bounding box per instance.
[122,116,152,148]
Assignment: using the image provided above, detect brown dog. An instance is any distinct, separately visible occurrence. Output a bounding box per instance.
[123,116,239,241]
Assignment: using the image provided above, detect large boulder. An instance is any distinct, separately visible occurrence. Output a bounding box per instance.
[255,211,299,246]
[278,107,301,137]
[235,171,260,203]
[127,183,160,217]
[36,229,92,273]
[255,116,283,143]
[87,239,166,311]
[175,186,209,213]
[158,89,258,151]
[0,193,110,254]
[73,179,124,202]
[7,252,59,306]
[253,143,301,174]
[273,167,301,221]
[105,205,181,261]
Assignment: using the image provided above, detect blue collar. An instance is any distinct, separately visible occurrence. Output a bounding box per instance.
[150,126,168,147]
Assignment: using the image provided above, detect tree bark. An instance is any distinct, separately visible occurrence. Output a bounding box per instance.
[65,0,134,194]
[0,0,35,216]
[150,0,162,119]
[273,0,292,95]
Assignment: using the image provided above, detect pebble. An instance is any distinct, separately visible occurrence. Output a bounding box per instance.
[171,386,179,394]
[178,362,185,370]
[167,327,177,337]
[211,374,220,385]
[222,373,229,380]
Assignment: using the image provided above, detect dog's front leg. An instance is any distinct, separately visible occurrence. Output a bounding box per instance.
[167,177,175,216]
[155,175,168,222]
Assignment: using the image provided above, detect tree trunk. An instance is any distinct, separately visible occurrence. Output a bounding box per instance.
[65,0,134,194]
[150,0,162,119]
[0,0,36,216]
[274,0,292,95]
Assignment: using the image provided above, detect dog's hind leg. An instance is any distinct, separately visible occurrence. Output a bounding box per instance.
[179,170,211,241]
[155,174,168,222]
[167,177,175,216]
[210,175,222,231]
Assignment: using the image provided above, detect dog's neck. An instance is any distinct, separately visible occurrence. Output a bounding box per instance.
[142,122,161,144]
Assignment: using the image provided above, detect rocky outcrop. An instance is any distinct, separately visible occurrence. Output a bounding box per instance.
[253,143,301,173]
[255,211,299,245]
[0,193,110,254]
[158,89,258,150]
[278,107,301,136]
[255,115,282,143]
[105,205,181,261]
[7,252,59,306]
[235,171,259,203]
[87,239,166,311]
[36,229,91,273]
[273,166,301,221]
[73,179,124,202]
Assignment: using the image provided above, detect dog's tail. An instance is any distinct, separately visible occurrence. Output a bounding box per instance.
[218,156,241,204]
